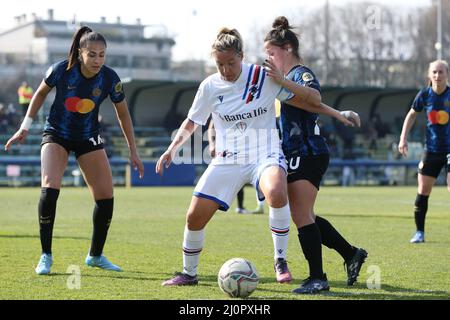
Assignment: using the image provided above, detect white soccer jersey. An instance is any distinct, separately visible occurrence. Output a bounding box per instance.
[188,63,293,165]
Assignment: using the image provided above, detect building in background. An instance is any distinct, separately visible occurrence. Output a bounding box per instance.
[0,9,179,81]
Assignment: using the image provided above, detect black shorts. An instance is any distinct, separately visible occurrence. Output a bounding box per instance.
[41,132,105,158]
[286,153,330,190]
[418,151,450,178]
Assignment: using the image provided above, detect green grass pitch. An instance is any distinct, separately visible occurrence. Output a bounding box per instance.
[0,186,449,300]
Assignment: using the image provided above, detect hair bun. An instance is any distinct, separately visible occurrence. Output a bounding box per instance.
[272,16,290,30]
[217,27,234,37]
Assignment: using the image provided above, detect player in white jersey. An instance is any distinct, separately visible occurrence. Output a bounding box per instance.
[156,27,355,286]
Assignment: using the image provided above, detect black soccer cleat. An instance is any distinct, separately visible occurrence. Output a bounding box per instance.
[292,274,330,294]
[344,248,368,286]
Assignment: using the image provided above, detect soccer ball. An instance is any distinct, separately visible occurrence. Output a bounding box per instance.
[218,258,259,298]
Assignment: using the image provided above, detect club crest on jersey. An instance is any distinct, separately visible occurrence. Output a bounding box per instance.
[444,100,450,107]
[92,88,102,97]
[235,121,248,133]
[302,72,314,82]
[242,64,266,104]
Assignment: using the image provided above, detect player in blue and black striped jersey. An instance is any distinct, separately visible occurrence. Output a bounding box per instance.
[398,59,450,244]
[5,26,144,275]
[264,16,367,294]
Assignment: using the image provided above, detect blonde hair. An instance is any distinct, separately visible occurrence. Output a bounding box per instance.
[427,59,449,87]
[211,28,243,55]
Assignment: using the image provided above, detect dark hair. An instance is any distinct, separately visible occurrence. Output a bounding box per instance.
[211,27,244,56]
[67,26,107,70]
[264,16,301,60]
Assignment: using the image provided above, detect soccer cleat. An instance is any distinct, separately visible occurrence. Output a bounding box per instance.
[85,254,122,272]
[344,248,368,286]
[292,274,330,294]
[274,258,292,283]
[162,272,198,286]
[35,253,53,275]
[410,231,425,243]
[251,206,264,214]
[235,208,250,214]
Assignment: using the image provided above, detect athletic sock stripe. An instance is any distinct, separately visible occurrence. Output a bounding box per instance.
[183,247,202,256]
[271,227,290,235]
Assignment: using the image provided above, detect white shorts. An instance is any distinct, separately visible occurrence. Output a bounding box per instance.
[193,153,287,211]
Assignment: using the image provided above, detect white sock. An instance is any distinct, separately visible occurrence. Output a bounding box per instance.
[269,204,290,260]
[256,192,265,209]
[182,226,205,276]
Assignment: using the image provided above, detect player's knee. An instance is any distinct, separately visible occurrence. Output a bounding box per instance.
[186,212,204,231]
[292,212,314,228]
[263,185,287,208]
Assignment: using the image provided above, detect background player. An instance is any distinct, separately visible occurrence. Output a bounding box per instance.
[398,59,450,243]
[5,26,144,275]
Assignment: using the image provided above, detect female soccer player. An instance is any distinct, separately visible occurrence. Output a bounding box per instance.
[263,16,367,294]
[398,59,450,244]
[5,26,144,275]
[156,27,357,286]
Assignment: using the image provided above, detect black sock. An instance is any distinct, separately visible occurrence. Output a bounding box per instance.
[90,198,114,256]
[237,188,244,209]
[315,215,356,262]
[38,187,60,254]
[298,223,324,279]
[414,194,429,232]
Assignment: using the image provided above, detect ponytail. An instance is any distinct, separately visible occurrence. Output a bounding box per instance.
[67,26,107,70]
[67,26,92,70]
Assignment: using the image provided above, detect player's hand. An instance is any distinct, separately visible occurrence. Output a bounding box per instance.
[4,129,28,151]
[262,59,284,84]
[209,145,216,158]
[156,149,174,176]
[340,111,361,128]
[398,140,408,157]
[130,151,144,179]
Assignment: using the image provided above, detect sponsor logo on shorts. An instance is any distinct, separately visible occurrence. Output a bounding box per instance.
[418,161,424,170]
[217,150,238,158]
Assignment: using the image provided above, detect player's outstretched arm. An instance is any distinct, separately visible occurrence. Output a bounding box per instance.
[398,109,418,157]
[114,99,144,178]
[156,118,198,176]
[285,96,360,128]
[5,80,51,151]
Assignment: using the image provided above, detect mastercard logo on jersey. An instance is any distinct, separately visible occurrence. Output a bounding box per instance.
[64,97,95,114]
[428,110,449,125]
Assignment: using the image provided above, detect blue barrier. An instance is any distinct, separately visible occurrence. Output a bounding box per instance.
[0,156,419,187]
[329,159,419,167]
[130,162,197,186]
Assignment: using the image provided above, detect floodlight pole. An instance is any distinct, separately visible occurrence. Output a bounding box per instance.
[436,0,442,60]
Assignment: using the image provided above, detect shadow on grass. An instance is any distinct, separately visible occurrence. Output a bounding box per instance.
[176,274,449,300]
[320,213,450,221]
[44,271,161,282]
[0,234,89,241]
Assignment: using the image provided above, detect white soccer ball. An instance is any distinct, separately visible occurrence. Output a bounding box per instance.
[218,258,259,298]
